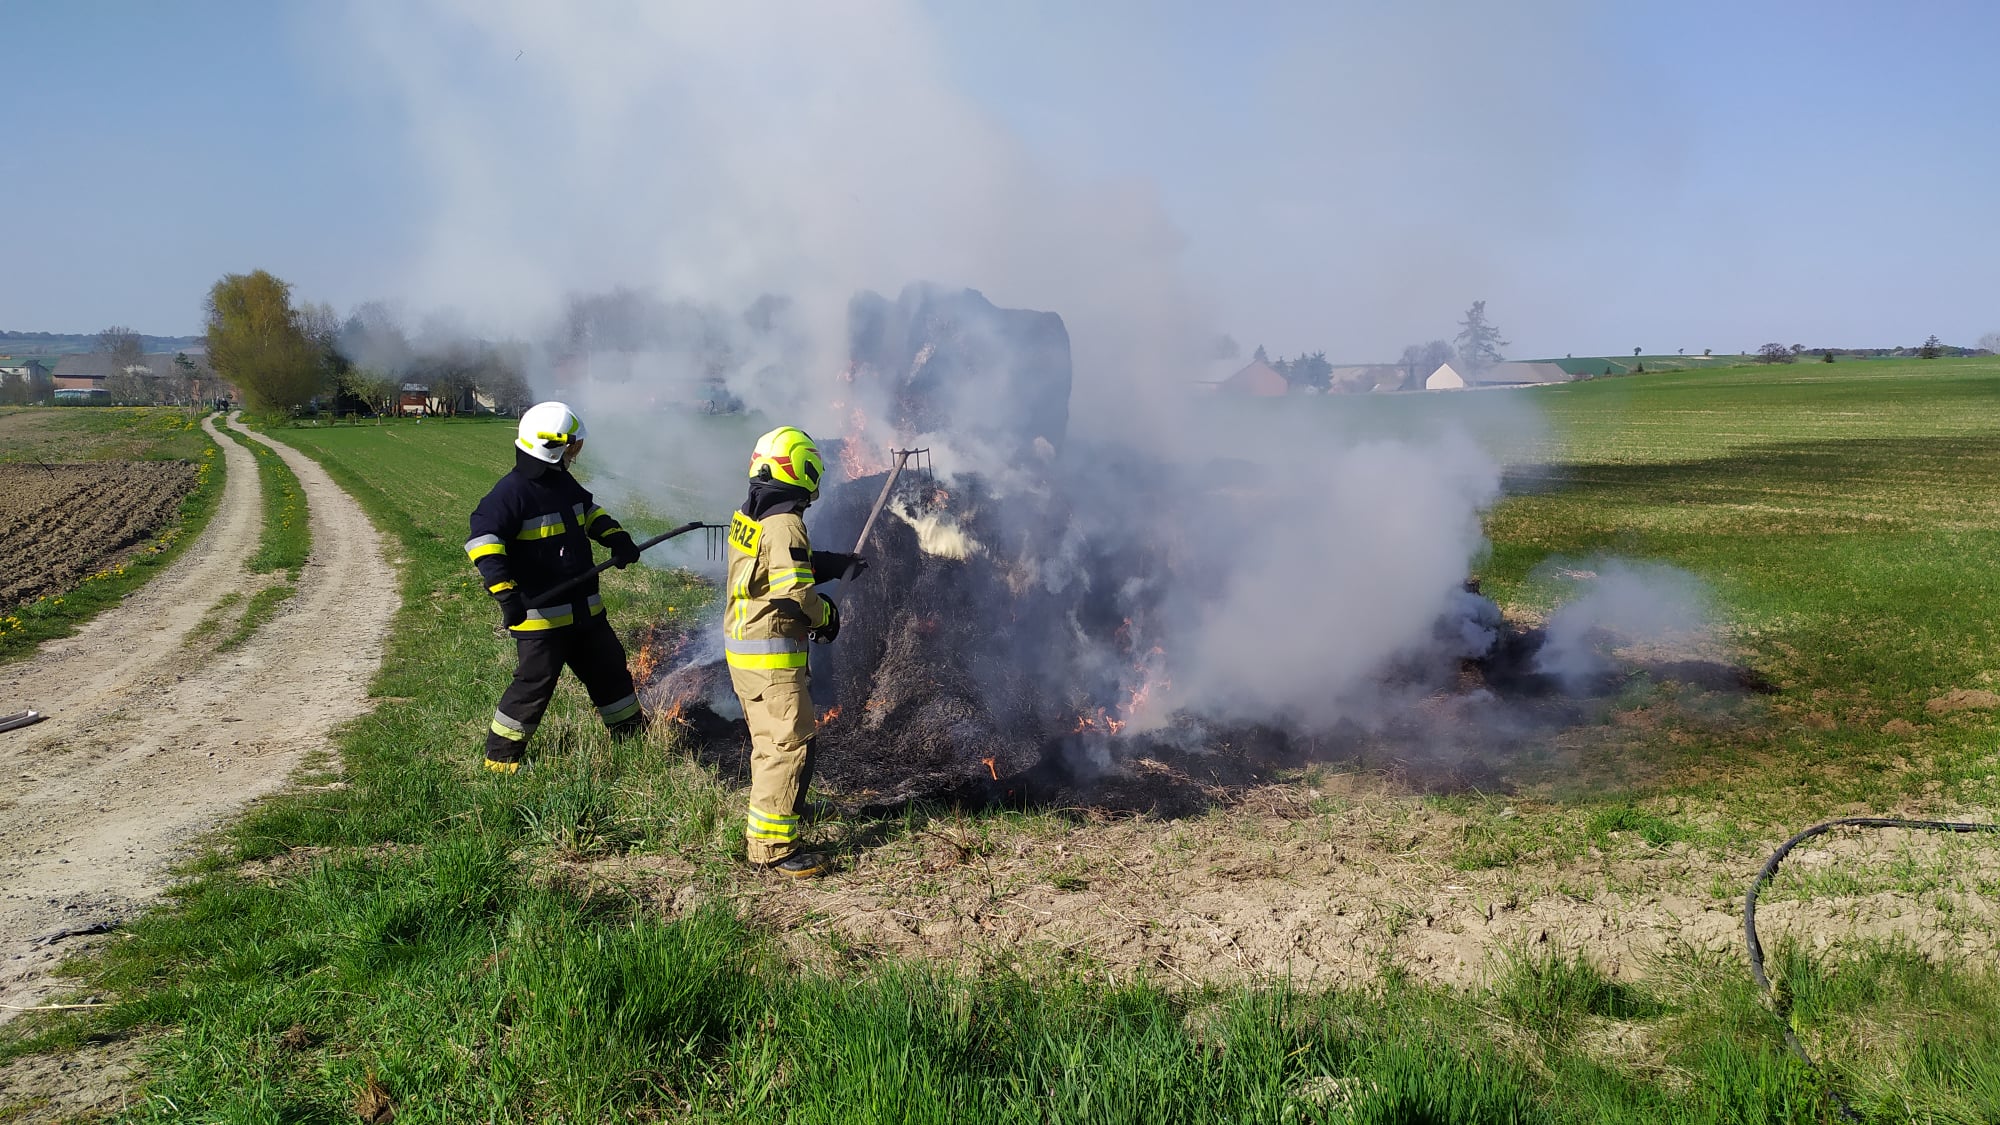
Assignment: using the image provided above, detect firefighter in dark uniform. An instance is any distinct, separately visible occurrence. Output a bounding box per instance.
[464,401,644,773]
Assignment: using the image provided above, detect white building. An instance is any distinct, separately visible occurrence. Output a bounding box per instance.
[1425,362,1466,390]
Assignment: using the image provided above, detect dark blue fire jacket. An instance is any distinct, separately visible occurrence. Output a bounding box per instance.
[464,449,629,632]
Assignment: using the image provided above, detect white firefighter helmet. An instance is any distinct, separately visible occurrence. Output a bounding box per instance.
[516,401,586,463]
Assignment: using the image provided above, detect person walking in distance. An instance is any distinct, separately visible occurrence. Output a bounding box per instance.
[724,426,863,876]
[465,402,644,773]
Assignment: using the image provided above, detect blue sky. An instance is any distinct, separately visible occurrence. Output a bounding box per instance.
[4,1,1996,361]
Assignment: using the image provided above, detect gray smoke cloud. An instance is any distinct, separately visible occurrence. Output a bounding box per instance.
[1533,559,1715,693]
[332,3,1601,736]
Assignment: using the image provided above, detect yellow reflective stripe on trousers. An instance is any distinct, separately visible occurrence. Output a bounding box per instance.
[598,693,640,724]
[490,710,534,741]
[746,805,799,842]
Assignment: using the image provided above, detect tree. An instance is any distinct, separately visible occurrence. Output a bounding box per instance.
[1399,340,1453,390]
[1978,331,2000,355]
[1270,351,1332,392]
[1209,334,1240,362]
[1252,344,1270,365]
[1790,344,1805,356]
[1453,301,1508,375]
[295,300,349,413]
[1919,334,1942,359]
[160,352,201,405]
[1756,342,1794,364]
[97,325,144,371]
[97,326,153,404]
[1633,346,1642,357]
[337,302,412,415]
[486,363,534,415]
[1822,349,1835,363]
[204,270,322,415]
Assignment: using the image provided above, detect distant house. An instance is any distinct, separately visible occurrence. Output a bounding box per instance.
[48,352,217,395]
[398,383,431,416]
[1219,359,1289,397]
[52,353,117,391]
[1327,364,1408,394]
[1425,363,1466,390]
[1477,361,1573,387]
[0,357,54,380]
[0,357,55,397]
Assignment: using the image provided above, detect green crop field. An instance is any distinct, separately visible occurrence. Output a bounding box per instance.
[5,368,1998,1122]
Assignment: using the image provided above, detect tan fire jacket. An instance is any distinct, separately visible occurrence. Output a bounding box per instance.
[724,510,831,671]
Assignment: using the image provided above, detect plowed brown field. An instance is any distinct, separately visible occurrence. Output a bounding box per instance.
[0,461,197,607]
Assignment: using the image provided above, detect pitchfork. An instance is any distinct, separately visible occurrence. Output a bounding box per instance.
[850,447,932,554]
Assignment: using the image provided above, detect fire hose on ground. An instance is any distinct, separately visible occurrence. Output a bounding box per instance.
[1743,815,2000,1118]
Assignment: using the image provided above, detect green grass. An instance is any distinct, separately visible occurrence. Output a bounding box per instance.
[0,409,225,664]
[8,371,2000,1120]
[240,436,310,575]
[183,422,316,653]
[1473,357,2000,819]
[0,405,214,463]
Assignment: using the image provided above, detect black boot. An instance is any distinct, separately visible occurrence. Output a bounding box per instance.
[757,850,830,878]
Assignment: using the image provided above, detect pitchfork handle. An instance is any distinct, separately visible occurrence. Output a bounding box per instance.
[530,521,706,608]
[851,459,908,554]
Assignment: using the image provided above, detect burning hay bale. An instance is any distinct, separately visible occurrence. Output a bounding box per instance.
[637,286,1768,815]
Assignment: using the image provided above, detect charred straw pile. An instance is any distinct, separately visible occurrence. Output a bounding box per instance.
[644,284,1769,815]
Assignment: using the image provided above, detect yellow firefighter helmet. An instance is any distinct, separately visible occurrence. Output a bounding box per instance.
[748,426,826,498]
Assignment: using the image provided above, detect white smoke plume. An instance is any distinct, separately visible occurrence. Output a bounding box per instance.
[1533,559,1715,692]
[329,3,1571,734]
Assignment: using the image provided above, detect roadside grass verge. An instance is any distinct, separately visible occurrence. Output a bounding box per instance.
[6,377,2000,1119]
[0,411,224,664]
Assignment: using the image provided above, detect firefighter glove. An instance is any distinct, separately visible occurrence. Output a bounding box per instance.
[496,590,528,628]
[812,550,868,583]
[809,597,841,644]
[606,531,641,569]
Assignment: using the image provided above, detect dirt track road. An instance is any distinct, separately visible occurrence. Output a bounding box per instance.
[0,414,394,1019]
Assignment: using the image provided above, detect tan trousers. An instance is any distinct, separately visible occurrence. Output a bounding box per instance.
[729,665,815,864]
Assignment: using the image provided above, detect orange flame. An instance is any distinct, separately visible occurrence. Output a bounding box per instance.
[1073,708,1127,736]
[630,627,692,688]
[981,756,998,780]
[831,367,890,481]
[817,705,842,729]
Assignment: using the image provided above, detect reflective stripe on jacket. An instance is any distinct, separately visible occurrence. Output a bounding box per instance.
[723,509,830,670]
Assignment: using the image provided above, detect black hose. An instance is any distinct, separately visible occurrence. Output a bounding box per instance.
[1744,816,2000,1119]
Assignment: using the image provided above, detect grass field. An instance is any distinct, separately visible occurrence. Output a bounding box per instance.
[0,405,213,464]
[5,369,2000,1121]
[0,408,224,663]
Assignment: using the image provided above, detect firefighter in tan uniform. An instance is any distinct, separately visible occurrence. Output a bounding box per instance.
[725,426,863,877]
